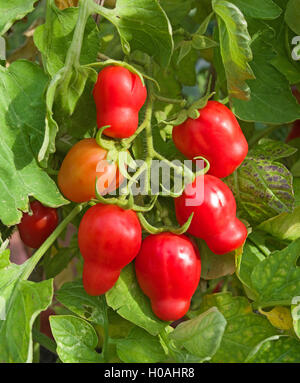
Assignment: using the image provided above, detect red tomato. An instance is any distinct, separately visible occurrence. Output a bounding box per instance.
[78,204,142,295]
[93,66,147,138]
[18,201,58,249]
[175,174,247,255]
[135,233,201,321]
[172,101,248,178]
[58,138,124,203]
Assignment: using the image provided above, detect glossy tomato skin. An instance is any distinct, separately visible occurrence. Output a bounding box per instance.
[58,138,123,203]
[172,101,248,178]
[175,174,247,255]
[135,233,201,321]
[78,204,142,296]
[93,66,147,139]
[18,201,58,249]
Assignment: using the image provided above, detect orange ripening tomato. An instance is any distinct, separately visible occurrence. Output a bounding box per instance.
[58,138,124,203]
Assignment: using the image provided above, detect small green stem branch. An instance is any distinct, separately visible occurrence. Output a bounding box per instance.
[65,0,94,67]
[102,304,109,362]
[22,204,84,281]
[32,329,57,355]
[154,93,186,107]
[252,300,292,311]
[159,329,179,362]
[121,88,155,148]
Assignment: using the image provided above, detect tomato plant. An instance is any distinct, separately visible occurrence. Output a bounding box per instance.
[1,0,300,366]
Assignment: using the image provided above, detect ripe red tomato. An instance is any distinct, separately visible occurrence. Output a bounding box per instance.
[175,174,247,255]
[135,233,201,321]
[18,201,58,249]
[78,204,142,295]
[93,66,147,138]
[58,138,124,203]
[172,101,248,178]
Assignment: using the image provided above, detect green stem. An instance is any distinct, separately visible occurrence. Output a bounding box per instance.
[154,93,186,107]
[159,329,179,362]
[138,212,193,235]
[154,151,194,181]
[22,204,84,281]
[65,0,94,68]
[98,53,111,61]
[102,304,109,362]
[121,90,154,148]
[252,300,292,311]
[32,328,57,355]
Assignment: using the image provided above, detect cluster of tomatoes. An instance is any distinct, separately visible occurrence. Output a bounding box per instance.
[18,65,251,321]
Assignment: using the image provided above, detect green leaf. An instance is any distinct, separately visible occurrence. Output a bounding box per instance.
[106,264,167,336]
[56,280,107,327]
[251,239,300,307]
[94,0,174,67]
[212,0,255,100]
[54,74,97,138]
[258,206,300,241]
[50,315,102,363]
[169,307,227,362]
[237,237,266,295]
[0,255,53,363]
[232,31,300,123]
[192,35,219,50]
[0,245,10,268]
[250,139,298,161]
[0,0,38,36]
[197,239,236,280]
[285,0,300,35]
[159,0,194,26]
[43,247,76,279]
[174,46,198,86]
[197,293,277,362]
[177,41,192,64]
[116,327,167,363]
[0,60,66,226]
[270,20,300,84]
[34,4,100,77]
[246,336,300,362]
[226,154,294,225]
[230,0,282,20]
